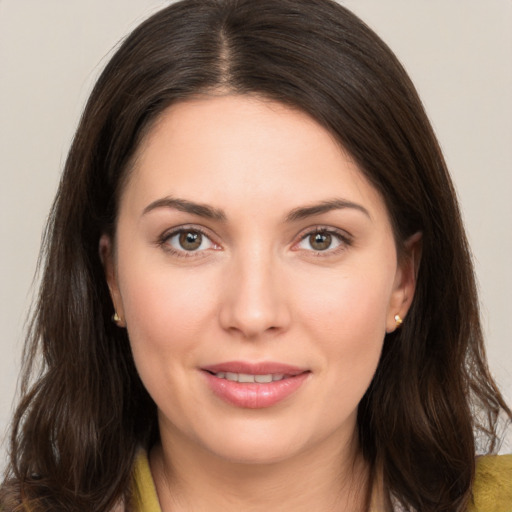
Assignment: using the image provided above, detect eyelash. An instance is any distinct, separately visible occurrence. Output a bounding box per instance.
[157,225,353,258]
[157,225,219,258]
[294,226,353,256]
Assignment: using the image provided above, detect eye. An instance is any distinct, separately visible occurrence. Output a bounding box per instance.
[163,228,216,253]
[295,229,349,253]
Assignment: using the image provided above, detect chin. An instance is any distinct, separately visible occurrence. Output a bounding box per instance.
[194,419,311,466]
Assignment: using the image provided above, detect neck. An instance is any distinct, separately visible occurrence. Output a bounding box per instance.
[150,426,371,512]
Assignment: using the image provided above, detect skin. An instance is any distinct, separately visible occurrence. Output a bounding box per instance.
[102,95,419,511]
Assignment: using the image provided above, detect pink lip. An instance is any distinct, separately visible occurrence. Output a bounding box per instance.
[202,361,306,375]
[201,361,310,409]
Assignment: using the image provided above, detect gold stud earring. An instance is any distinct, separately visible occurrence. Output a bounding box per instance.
[394,314,403,328]
[112,312,121,324]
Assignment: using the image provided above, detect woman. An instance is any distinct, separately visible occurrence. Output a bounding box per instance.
[1,0,511,511]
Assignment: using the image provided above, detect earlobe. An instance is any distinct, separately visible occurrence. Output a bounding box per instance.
[386,231,422,333]
[99,234,126,327]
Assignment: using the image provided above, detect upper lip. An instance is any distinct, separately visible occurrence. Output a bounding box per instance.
[201,361,307,375]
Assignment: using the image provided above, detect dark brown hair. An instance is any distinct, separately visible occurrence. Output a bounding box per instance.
[1,0,510,510]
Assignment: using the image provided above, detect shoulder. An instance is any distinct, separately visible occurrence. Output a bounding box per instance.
[468,454,512,512]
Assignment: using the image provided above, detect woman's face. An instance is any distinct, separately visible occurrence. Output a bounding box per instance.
[103,95,417,465]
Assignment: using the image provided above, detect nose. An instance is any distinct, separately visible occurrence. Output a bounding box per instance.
[218,248,291,339]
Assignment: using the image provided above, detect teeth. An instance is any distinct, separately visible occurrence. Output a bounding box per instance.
[255,374,272,383]
[214,372,286,383]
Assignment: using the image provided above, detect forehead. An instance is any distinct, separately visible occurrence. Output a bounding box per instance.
[121,94,389,223]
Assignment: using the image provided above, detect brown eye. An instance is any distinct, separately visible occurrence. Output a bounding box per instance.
[164,229,215,254]
[309,232,332,251]
[178,231,202,251]
[296,229,347,254]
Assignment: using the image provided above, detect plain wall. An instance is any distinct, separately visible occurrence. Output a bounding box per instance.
[1,0,511,464]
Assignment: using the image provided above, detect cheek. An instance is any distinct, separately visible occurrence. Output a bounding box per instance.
[295,263,394,388]
[117,253,219,374]
[298,264,393,341]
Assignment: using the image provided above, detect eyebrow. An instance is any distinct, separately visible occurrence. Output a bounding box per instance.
[142,196,370,223]
[142,197,227,221]
[285,199,371,222]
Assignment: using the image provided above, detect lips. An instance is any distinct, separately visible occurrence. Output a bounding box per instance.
[201,361,310,409]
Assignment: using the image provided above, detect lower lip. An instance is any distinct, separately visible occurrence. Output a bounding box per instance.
[203,372,309,409]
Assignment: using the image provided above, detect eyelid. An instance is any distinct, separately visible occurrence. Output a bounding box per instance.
[157,224,221,256]
[292,225,353,254]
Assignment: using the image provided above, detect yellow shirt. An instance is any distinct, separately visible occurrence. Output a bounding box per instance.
[131,451,512,512]
[468,454,512,512]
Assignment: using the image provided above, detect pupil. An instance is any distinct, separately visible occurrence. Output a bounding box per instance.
[310,232,331,251]
[179,231,201,250]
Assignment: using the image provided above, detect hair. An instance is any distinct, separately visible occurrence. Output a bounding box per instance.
[1,0,510,510]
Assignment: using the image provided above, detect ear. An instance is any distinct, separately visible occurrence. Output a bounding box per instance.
[99,234,126,327]
[386,232,422,333]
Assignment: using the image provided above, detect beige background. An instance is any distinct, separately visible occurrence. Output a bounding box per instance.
[1,0,511,464]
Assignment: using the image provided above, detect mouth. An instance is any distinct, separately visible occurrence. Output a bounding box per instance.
[201,362,310,408]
